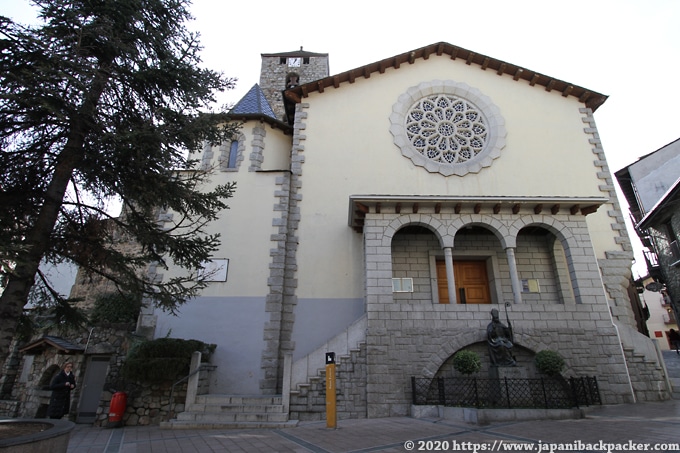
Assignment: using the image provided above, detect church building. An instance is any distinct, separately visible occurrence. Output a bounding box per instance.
[146,42,669,422]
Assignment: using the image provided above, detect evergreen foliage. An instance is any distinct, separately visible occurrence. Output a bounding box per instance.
[452,350,482,375]
[121,337,214,383]
[90,292,143,325]
[534,350,565,376]
[0,0,238,367]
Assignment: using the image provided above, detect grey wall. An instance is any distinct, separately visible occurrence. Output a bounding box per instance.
[154,296,267,394]
[291,298,365,360]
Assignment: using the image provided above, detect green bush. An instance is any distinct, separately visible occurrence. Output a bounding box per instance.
[452,350,481,375]
[121,338,215,383]
[90,292,142,325]
[534,350,565,376]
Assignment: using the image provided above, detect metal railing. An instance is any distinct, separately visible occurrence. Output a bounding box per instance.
[166,364,216,421]
[411,376,601,409]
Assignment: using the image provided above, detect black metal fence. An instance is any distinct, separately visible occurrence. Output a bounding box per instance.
[411,376,601,409]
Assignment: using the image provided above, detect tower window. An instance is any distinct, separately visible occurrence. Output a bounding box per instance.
[303,57,310,64]
[279,57,286,64]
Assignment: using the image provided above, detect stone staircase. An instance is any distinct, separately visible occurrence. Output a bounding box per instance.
[662,350,680,399]
[162,316,368,428]
[160,394,298,429]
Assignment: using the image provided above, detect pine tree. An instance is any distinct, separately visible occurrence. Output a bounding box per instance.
[0,0,237,368]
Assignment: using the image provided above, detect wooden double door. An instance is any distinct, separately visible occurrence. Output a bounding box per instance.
[436,259,491,304]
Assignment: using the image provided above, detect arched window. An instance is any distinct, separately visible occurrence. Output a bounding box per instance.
[227,140,239,168]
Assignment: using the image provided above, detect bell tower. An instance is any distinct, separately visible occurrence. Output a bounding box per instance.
[259,47,329,121]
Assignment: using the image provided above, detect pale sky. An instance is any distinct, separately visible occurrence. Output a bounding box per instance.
[4,0,680,278]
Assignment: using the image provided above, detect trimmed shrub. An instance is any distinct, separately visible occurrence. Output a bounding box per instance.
[121,338,215,383]
[534,350,565,376]
[452,350,481,375]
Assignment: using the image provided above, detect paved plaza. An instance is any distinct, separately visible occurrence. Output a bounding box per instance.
[67,398,680,453]
[64,351,680,452]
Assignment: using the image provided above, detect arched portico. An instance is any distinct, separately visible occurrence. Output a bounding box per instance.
[351,195,613,417]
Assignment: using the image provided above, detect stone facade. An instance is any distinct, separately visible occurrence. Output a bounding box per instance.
[359,210,661,416]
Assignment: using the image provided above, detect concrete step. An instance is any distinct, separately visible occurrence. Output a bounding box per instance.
[162,394,291,430]
[160,420,299,430]
[194,395,282,405]
[177,411,289,423]
[187,403,285,413]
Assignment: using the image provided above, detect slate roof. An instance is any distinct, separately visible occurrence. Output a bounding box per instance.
[230,84,277,119]
[261,47,328,58]
[19,335,85,354]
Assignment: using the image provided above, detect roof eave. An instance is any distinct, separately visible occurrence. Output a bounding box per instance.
[637,177,680,230]
[284,42,607,112]
[228,114,293,135]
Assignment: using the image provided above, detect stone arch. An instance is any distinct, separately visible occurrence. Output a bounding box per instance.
[508,215,577,252]
[422,331,556,379]
[449,215,510,249]
[421,330,485,378]
[38,364,61,390]
[382,214,451,248]
[509,216,588,304]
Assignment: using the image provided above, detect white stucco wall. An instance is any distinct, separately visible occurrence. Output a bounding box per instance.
[293,55,616,298]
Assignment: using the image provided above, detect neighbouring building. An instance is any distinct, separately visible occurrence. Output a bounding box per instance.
[616,139,680,351]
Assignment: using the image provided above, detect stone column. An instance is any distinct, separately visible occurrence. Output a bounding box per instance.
[505,247,523,304]
[444,247,457,304]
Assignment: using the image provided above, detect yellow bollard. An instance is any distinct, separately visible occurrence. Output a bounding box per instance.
[325,352,337,429]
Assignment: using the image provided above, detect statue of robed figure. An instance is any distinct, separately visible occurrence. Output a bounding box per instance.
[487,306,516,367]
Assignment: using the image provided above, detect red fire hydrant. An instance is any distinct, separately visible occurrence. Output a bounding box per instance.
[108,391,127,427]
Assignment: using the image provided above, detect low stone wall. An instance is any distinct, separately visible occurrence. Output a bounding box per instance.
[0,400,19,418]
[97,381,187,427]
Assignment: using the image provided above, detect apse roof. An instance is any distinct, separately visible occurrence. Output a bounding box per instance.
[229,84,277,119]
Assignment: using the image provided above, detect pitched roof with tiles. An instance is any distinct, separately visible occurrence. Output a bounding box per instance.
[19,335,85,354]
[283,42,608,118]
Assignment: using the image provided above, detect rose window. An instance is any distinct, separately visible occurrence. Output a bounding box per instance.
[406,95,487,165]
[390,80,506,177]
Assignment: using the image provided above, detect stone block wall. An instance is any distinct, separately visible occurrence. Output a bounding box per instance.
[360,210,659,417]
[259,53,329,121]
[289,343,367,421]
[0,325,209,427]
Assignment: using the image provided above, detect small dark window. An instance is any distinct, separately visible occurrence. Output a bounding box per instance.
[228,140,239,168]
[279,57,286,64]
[303,57,310,64]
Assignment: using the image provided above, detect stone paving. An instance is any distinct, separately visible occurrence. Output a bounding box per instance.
[66,399,680,453]
[67,353,680,453]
